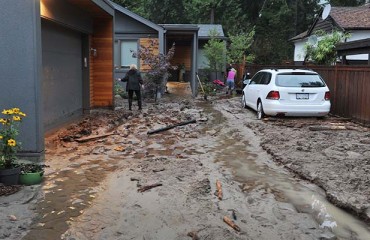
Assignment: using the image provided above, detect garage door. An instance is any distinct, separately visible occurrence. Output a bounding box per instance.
[41,19,84,131]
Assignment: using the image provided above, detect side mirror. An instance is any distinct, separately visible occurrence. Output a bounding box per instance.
[243,79,251,85]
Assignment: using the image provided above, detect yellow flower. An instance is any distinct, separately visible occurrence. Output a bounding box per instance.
[12,108,20,114]
[0,135,3,139]
[13,116,21,121]
[2,109,13,115]
[7,139,16,147]
[0,118,6,125]
[19,112,26,117]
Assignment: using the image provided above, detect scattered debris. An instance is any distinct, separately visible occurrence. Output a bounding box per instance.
[75,132,116,143]
[114,146,125,152]
[137,183,163,193]
[187,231,200,240]
[216,180,223,200]
[223,216,241,232]
[228,209,237,220]
[8,215,17,221]
[147,119,197,135]
[153,168,165,173]
[309,125,347,131]
[0,184,22,196]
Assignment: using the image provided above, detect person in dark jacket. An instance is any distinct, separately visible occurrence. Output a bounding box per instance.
[121,64,143,110]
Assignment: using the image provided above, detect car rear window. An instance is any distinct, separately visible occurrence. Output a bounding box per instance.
[275,72,326,87]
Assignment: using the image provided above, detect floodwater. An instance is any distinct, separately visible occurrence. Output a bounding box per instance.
[204,101,370,240]
[20,84,369,239]
[22,155,119,240]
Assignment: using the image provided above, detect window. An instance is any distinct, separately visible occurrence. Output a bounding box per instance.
[276,73,326,87]
[114,40,139,69]
[120,40,138,67]
[250,72,263,85]
[260,73,272,85]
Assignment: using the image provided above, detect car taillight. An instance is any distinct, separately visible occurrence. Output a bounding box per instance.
[324,91,330,101]
[266,91,280,100]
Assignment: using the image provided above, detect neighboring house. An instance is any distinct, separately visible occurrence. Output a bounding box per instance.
[111,1,198,95]
[0,0,225,159]
[0,0,115,158]
[290,3,370,65]
[110,1,226,94]
[196,24,227,71]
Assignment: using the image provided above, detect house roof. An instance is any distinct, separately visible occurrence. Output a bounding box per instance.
[330,5,370,30]
[197,24,225,39]
[290,4,370,41]
[336,37,370,56]
[159,24,199,32]
[159,24,227,40]
[109,1,165,33]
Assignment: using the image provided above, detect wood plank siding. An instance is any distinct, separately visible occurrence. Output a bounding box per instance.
[245,65,370,125]
[171,46,192,70]
[90,18,113,107]
[139,38,159,71]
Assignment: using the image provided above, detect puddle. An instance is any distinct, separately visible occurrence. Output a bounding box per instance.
[202,101,370,240]
[22,157,119,240]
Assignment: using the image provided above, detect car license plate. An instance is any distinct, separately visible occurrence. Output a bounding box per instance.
[296,93,309,99]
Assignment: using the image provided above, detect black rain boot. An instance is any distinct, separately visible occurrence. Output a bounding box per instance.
[138,99,142,110]
[128,99,132,111]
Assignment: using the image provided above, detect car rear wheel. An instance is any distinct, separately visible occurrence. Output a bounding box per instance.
[257,101,265,120]
[242,94,247,108]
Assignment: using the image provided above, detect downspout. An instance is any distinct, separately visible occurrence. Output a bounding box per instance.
[192,31,198,97]
[158,28,166,54]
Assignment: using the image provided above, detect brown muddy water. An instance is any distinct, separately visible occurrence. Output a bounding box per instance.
[201,101,370,240]
[22,155,119,240]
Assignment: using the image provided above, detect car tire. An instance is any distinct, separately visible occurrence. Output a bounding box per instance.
[257,101,265,120]
[242,94,247,109]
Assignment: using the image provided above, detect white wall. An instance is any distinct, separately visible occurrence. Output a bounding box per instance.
[293,30,370,62]
[293,40,307,62]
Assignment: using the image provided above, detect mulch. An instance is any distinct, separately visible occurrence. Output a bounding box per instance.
[0,184,22,197]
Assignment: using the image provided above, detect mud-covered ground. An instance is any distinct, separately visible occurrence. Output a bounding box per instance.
[1,85,369,239]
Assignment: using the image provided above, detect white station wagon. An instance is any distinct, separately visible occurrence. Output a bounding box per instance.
[242,69,331,119]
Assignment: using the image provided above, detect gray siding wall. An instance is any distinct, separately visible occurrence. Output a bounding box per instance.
[41,20,83,131]
[0,0,44,155]
[115,13,157,34]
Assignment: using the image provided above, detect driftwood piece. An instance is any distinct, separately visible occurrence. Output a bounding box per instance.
[309,125,346,131]
[137,183,162,193]
[153,168,165,173]
[223,216,241,232]
[147,119,196,135]
[216,180,223,200]
[75,133,115,143]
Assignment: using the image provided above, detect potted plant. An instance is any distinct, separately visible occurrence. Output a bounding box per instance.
[0,108,26,185]
[19,163,48,185]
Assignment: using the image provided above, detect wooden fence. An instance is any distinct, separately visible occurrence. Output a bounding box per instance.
[240,65,370,125]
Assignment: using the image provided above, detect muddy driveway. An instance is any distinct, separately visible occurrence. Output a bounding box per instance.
[1,89,370,239]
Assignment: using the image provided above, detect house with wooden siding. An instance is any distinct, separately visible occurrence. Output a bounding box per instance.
[290,3,370,65]
[0,0,115,158]
[110,1,226,96]
[0,0,225,159]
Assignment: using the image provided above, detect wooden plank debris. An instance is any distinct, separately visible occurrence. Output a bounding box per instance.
[216,180,223,200]
[137,183,162,192]
[223,216,241,232]
[75,133,115,143]
[309,125,346,131]
[147,119,196,135]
